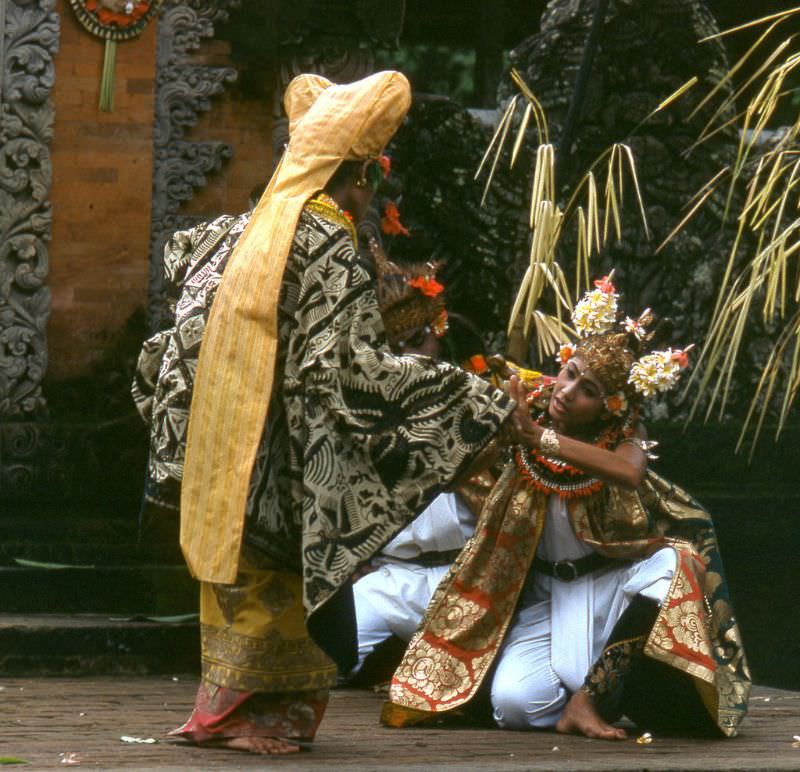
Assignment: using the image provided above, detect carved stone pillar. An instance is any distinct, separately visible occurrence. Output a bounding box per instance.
[147,0,239,332]
[146,0,405,330]
[0,0,59,419]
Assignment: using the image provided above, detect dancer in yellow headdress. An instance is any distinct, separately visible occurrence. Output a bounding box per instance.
[137,70,518,754]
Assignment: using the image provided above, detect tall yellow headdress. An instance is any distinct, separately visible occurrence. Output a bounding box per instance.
[181,71,412,583]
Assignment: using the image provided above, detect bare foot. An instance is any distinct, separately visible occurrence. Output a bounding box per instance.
[205,736,302,755]
[556,691,626,741]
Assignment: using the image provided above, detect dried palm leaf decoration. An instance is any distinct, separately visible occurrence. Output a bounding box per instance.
[660,7,800,452]
[477,69,666,364]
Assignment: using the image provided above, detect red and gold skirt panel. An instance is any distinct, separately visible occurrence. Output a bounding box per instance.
[172,546,337,741]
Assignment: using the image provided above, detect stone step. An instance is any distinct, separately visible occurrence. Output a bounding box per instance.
[0,613,200,676]
[0,565,198,615]
[0,506,182,567]
[0,541,183,567]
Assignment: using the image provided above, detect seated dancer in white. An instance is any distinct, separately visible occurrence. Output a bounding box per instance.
[384,275,750,740]
[354,495,476,674]
[352,244,481,677]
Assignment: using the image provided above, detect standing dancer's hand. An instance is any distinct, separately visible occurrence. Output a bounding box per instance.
[507,375,543,449]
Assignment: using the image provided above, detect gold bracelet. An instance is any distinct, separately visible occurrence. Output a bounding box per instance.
[539,428,560,457]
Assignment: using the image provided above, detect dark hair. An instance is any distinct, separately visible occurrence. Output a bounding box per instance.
[324,160,364,194]
[248,181,267,208]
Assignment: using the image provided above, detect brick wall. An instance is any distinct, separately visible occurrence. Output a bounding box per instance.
[48,0,158,381]
[47,7,272,381]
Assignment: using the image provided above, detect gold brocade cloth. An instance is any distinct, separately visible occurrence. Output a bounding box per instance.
[383,468,751,737]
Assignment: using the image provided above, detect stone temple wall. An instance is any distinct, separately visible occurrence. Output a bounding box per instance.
[47,0,158,381]
[46,0,271,380]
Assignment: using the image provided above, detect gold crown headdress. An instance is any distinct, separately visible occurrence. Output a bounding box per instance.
[556,272,692,418]
[370,238,448,339]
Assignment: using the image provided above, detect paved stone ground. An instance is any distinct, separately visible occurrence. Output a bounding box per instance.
[1,677,798,770]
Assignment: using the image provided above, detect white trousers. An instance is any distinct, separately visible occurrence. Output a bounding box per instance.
[353,562,451,673]
[491,547,678,730]
[352,492,473,674]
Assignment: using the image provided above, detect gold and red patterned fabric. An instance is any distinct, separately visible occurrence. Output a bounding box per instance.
[170,684,329,744]
[383,468,750,736]
[170,545,337,744]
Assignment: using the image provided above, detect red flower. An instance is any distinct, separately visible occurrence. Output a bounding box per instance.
[671,345,693,368]
[594,275,616,294]
[556,343,575,365]
[604,391,628,416]
[409,276,444,298]
[465,354,488,374]
[378,155,391,178]
[381,202,410,236]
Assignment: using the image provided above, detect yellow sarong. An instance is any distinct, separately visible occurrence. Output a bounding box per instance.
[201,547,337,693]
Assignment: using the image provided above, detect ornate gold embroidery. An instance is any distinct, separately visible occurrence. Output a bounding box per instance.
[202,624,337,693]
[427,595,485,639]
[394,640,472,703]
[386,470,750,736]
[663,600,711,656]
[200,552,336,694]
[387,467,545,714]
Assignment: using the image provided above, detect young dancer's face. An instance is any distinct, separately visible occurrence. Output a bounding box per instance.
[549,356,607,434]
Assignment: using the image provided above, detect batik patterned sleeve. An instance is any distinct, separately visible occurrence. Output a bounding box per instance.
[276,211,515,611]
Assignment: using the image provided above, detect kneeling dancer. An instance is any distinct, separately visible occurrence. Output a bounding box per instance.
[351,247,488,680]
[383,276,750,739]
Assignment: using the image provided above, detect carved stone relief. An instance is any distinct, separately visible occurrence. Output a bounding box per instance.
[494,0,762,413]
[147,0,238,331]
[0,0,58,420]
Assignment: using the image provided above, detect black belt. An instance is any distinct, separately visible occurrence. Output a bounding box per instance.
[393,549,462,568]
[533,553,622,582]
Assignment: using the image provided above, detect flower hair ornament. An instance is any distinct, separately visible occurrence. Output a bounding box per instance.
[557,272,693,425]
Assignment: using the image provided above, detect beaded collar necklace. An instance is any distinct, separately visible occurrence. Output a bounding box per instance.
[515,415,621,500]
[516,448,603,499]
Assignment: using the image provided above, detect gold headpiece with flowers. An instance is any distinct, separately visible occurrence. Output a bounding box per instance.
[556,272,692,420]
[369,238,449,340]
